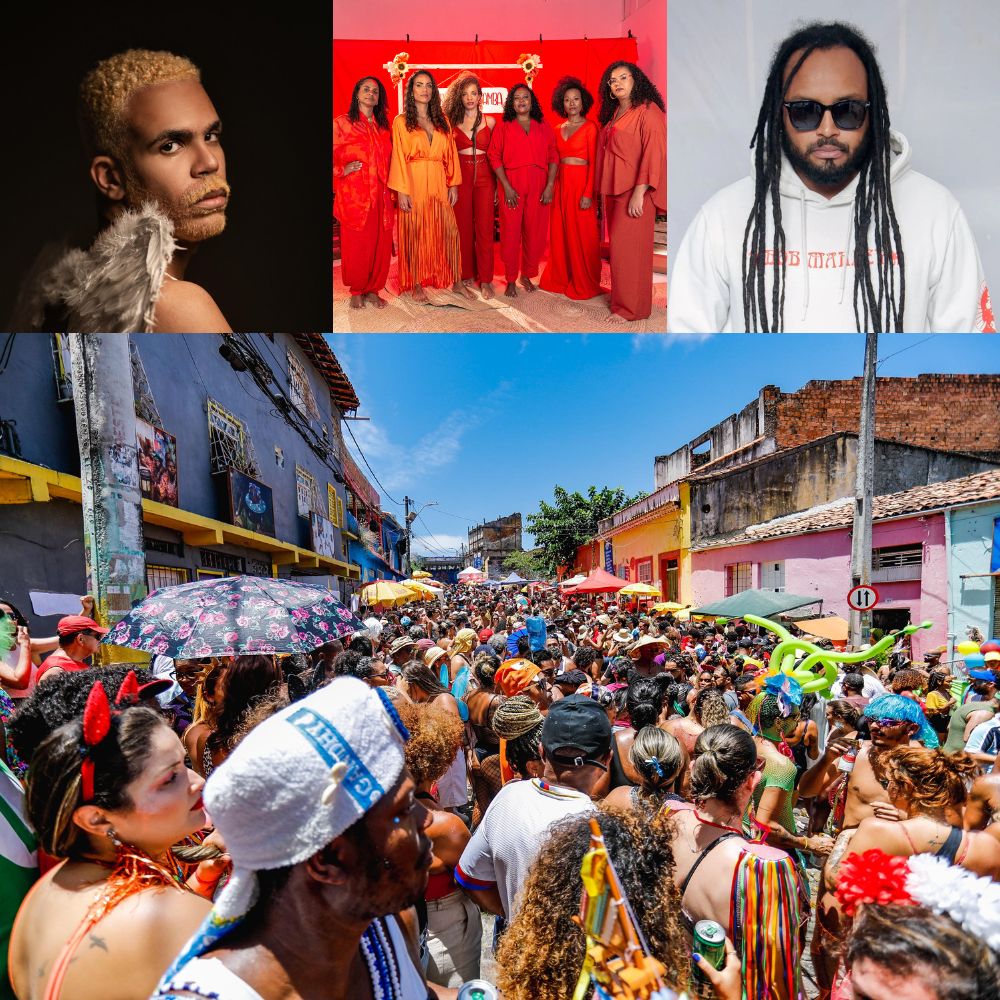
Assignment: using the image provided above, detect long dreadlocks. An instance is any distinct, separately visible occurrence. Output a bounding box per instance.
[742,22,905,333]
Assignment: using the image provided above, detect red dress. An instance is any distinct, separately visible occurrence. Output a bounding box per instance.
[595,103,666,320]
[540,120,602,299]
[453,122,496,283]
[487,119,558,283]
[333,113,394,296]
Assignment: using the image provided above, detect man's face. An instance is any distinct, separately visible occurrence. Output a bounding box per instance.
[868,717,917,748]
[780,45,872,192]
[69,630,102,660]
[118,78,230,242]
[848,958,938,1000]
[348,771,433,917]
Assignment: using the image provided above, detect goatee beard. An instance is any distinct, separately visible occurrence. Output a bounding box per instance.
[781,127,873,189]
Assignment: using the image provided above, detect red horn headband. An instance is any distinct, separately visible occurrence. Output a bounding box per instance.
[79,672,142,802]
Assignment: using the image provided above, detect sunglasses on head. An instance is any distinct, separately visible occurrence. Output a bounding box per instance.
[783,99,870,132]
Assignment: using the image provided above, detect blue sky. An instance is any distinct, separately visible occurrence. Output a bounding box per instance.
[326,334,1000,554]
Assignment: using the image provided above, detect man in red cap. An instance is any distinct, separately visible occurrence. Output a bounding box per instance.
[36,616,108,682]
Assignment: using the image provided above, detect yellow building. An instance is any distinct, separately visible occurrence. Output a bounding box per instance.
[587,482,693,603]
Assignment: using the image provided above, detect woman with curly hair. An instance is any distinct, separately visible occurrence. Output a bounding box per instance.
[594,60,666,320]
[393,697,481,988]
[333,76,394,309]
[443,72,497,299]
[388,70,474,303]
[843,745,1000,876]
[539,76,602,300]
[495,808,699,1000]
[487,84,558,298]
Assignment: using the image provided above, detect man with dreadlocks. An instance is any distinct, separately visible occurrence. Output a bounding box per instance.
[669,21,993,333]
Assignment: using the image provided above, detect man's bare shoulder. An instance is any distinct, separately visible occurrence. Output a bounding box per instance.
[153,280,232,333]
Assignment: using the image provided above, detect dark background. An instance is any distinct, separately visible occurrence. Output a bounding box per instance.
[1,6,332,333]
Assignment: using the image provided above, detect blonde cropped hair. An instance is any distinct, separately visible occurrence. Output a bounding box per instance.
[79,49,201,158]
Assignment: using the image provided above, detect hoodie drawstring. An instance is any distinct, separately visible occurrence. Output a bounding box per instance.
[839,208,855,306]
[799,189,809,321]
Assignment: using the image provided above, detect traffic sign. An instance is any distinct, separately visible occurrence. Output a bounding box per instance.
[847,585,880,611]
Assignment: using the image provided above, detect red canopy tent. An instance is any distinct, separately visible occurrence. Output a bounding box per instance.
[564,568,627,594]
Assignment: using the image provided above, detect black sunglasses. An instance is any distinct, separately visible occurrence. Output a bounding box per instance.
[783,99,870,132]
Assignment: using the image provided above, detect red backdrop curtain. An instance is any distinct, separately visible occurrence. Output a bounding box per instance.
[332,37,639,121]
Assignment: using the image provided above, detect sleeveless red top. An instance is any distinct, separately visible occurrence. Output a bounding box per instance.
[453,122,492,155]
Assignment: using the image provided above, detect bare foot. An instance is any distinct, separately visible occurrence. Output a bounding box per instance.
[519,276,538,293]
[453,281,476,300]
[505,282,518,298]
[365,292,387,309]
[481,282,495,301]
[412,285,428,303]
[350,294,365,309]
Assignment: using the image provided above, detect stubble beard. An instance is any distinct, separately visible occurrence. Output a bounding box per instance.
[122,165,230,242]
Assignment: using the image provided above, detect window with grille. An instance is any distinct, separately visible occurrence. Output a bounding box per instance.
[146,564,188,591]
[725,562,753,596]
[246,557,272,577]
[636,559,653,583]
[296,465,319,517]
[287,351,320,421]
[200,550,245,574]
[872,544,922,582]
[207,399,260,477]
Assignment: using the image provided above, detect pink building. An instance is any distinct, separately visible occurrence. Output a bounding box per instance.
[687,475,1000,659]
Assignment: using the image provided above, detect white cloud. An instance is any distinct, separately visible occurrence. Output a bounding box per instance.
[630,332,715,353]
[411,533,465,556]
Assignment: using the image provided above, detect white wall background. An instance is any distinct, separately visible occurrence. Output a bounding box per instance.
[668,0,1000,289]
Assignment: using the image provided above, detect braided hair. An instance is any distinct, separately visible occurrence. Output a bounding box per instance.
[742,21,904,332]
[492,694,544,778]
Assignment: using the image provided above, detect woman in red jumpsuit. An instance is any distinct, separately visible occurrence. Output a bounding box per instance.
[444,72,497,300]
[333,76,395,309]
[540,76,602,300]
[595,61,666,321]
[487,85,558,299]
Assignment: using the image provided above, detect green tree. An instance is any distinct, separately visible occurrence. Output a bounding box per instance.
[526,486,648,577]
[502,549,542,579]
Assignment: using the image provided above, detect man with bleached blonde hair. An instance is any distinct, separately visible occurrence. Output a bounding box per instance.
[14,49,232,333]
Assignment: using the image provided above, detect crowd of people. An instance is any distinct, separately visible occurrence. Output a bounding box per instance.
[1,584,999,999]
[333,62,665,321]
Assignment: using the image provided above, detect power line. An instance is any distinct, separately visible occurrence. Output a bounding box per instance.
[876,335,937,369]
[432,505,474,521]
[341,419,403,509]
[416,513,459,555]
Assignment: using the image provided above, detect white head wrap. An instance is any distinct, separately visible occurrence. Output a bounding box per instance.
[204,676,407,923]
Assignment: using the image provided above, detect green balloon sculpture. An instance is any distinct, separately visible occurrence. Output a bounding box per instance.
[742,614,934,699]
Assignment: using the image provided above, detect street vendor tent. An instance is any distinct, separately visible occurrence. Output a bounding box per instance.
[689,589,823,618]
[500,572,527,585]
[796,616,850,643]
[559,574,586,589]
[566,569,627,594]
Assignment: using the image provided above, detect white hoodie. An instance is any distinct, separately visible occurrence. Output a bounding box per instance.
[668,130,994,333]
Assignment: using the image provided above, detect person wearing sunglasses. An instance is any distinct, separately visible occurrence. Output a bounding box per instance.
[35,616,110,683]
[670,19,992,334]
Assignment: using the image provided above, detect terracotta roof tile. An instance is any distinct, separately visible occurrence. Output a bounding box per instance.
[694,468,1000,550]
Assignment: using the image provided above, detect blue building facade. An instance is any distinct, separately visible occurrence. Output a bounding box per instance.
[948,499,1000,645]
[0,334,362,634]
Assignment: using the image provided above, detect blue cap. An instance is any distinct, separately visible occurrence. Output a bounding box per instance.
[969,669,998,681]
[401,616,411,626]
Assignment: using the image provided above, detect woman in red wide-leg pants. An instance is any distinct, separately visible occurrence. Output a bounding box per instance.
[488,85,558,298]
[540,76,602,300]
[445,73,498,298]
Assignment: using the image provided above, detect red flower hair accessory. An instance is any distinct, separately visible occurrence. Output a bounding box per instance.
[835,849,915,917]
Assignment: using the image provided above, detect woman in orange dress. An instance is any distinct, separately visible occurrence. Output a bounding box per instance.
[388,71,474,303]
[540,76,602,300]
[595,61,666,321]
[444,72,497,300]
[333,76,394,309]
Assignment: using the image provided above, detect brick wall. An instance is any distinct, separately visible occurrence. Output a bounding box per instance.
[774,375,1000,458]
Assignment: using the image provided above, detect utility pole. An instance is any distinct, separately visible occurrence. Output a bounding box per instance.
[849,332,877,648]
[404,495,413,576]
[70,335,147,665]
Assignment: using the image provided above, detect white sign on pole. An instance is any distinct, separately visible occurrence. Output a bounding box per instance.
[847,585,880,612]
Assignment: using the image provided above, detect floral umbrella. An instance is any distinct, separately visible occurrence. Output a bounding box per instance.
[102,575,365,659]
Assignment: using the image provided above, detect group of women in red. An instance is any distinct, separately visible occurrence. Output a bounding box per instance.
[333,59,666,321]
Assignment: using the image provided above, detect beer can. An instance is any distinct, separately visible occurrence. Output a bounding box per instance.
[693,919,726,971]
[456,981,500,1000]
